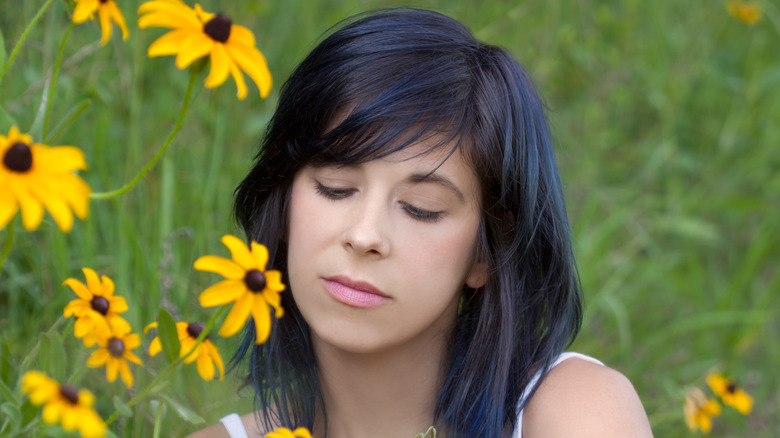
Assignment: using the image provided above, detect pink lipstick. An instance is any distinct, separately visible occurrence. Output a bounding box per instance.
[321,276,391,308]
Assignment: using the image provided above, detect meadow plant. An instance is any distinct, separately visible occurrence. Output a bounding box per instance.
[0,1,298,437]
[1,0,776,437]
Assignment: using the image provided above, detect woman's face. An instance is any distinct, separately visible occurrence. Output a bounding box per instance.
[287,140,487,355]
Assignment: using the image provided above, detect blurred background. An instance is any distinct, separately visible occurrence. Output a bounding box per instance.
[1,0,778,436]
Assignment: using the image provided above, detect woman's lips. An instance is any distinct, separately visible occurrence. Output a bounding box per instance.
[321,276,391,308]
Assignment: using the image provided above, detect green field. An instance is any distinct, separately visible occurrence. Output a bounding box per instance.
[1,0,778,436]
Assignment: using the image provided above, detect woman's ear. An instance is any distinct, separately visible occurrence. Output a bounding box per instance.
[465,260,488,289]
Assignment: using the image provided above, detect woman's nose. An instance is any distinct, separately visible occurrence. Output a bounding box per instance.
[342,198,390,258]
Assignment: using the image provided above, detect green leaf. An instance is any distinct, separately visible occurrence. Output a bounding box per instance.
[159,393,205,425]
[37,333,66,382]
[0,104,18,133]
[157,308,180,364]
[45,99,91,144]
[1,401,21,430]
[0,27,6,73]
[0,377,16,404]
[112,395,133,418]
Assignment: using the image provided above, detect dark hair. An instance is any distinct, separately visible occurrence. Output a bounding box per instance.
[232,8,582,437]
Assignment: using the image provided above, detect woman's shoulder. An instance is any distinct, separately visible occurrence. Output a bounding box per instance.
[521,356,654,438]
[185,413,265,438]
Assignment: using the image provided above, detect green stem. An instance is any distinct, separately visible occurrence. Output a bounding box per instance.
[90,68,199,200]
[0,0,57,90]
[104,305,227,426]
[152,394,165,438]
[0,220,14,274]
[42,21,74,140]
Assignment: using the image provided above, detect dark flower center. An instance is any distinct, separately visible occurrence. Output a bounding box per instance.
[60,385,80,404]
[108,337,125,357]
[99,0,108,3]
[3,142,33,172]
[187,322,207,340]
[204,13,232,43]
[244,269,266,292]
[727,381,737,393]
[91,296,110,315]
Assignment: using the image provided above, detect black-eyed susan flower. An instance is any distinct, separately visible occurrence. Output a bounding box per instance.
[64,268,130,347]
[195,235,285,344]
[21,371,106,438]
[72,0,130,46]
[727,1,763,25]
[137,0,272,99]
[707,373,753,414]
[146,320,225,380]
[86,323,143,388]
[0,126,90,232]
[684,387,721,434]
[265,427,314,438]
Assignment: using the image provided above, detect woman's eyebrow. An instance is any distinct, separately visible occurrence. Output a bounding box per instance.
[406,173,465,202]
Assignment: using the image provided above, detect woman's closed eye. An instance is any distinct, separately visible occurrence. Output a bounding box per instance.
[314,180,444,223]
[401,202,443,223]
[314,181,354,200]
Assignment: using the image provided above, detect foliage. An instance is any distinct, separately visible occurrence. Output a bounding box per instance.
[0,0,778,436]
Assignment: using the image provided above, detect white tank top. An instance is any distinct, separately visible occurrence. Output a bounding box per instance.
[219,352,603,438]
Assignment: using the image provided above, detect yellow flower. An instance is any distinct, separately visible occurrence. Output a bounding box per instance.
[0,126,90,232]
[195,235,285,344]
[265,427,314,438]
[684,387,722,434]
[86,322,143,388]
[707,373,753,414]
[727,1,763,25]
[146,320,225,380]
[63,268,131,347]
[72,0,130,46]
[21,371,106,438]
[137,0,272,99]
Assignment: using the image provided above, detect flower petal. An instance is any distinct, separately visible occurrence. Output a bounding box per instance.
[227,25,255,47]
[108,2,130,40]
[194,255,245,279]
[108,295,128,313]
[98,6,113,46]
[0,189,18,230]
[82,268,101,295]
[251,297,272,344]
[63,278,92,300]
[219,293,253,337]
[199,279,247,307]
[106,358,119,381]
[174,33,213,69]
[206,342,224,380]
[204,43,230,88]
[118,359,134,387]
[221,234,255,270]
[87,348,110,367]
[72,0,99,23]
[196,351,215,380]
[225,43,272,98]
[149,337,162,356]
[123,351,143,365]
[147,29,192,57]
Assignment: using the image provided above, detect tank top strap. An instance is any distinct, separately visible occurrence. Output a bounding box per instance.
[512,352,604,438]
[220,413,250,438]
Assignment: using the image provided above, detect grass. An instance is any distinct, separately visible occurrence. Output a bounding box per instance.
[1,0,778,436]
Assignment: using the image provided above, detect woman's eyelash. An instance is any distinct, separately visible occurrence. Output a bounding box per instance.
[402,203,443,223]
[314,180,443,222]
[314,181,354,199]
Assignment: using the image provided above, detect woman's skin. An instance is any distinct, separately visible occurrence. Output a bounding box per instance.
[187,141,654,438]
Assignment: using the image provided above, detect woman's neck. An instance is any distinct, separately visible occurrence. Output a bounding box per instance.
[312,333,449,438]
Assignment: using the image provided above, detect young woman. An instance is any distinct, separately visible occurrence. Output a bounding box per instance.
[190,8,653,438]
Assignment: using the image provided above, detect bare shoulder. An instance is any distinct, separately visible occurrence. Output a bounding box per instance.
[522,357,654,438]
[185,413,265,438]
